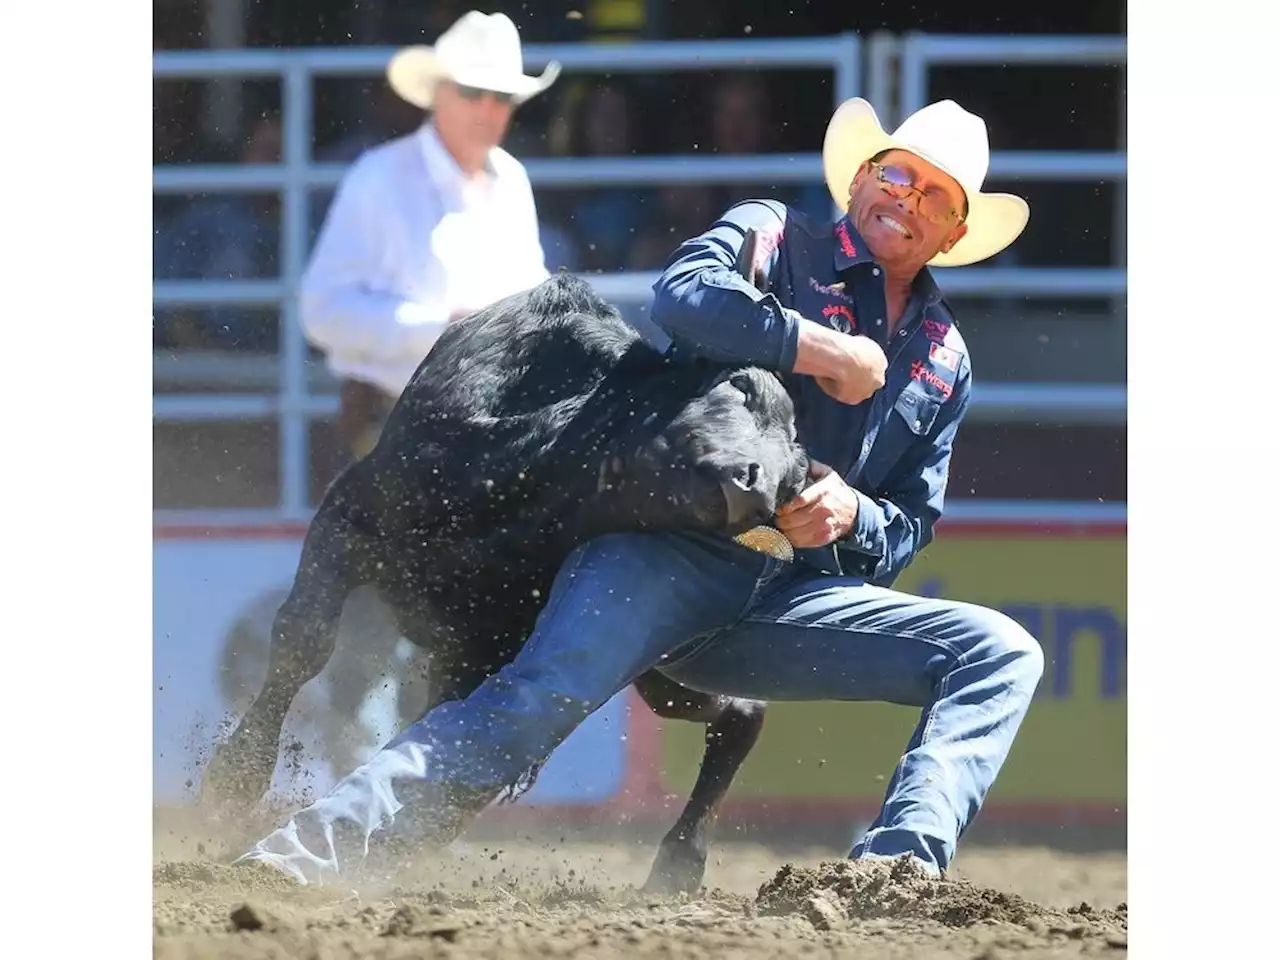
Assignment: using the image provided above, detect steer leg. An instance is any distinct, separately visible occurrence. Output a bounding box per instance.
[201,511,370,818]
[632,669,766,895]
[314,585,414,784]
[389,603,471,739]
[384,608,528,844]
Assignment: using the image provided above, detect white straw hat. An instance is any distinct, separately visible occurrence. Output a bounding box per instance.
[386,11,560,111]
[822,97,1030,266]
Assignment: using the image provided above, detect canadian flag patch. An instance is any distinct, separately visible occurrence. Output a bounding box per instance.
[929,342,960,372]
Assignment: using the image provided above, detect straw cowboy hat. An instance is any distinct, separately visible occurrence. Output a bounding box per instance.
[823,97,1030,267]
[386,11,561,111]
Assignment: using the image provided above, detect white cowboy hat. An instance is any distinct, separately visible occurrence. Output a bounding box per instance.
[386,11,560,111]
[822,97,1030,267]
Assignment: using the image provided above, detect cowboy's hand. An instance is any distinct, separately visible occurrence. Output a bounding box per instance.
[794,322,887,406]
[819,335,888,405]
[775,459,860,548]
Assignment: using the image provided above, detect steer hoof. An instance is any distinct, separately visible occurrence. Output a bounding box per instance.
[642,831,708,896]
[199,734,276,816]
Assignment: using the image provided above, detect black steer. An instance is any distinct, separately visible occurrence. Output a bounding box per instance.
[202,272,808,893]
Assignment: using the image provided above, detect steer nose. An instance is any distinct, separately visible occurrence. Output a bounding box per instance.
[720,462,769,529]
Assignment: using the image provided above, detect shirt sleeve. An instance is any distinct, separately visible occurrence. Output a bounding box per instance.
[835,361,973,587]
[298,159,452,362]
[648,199,802,371]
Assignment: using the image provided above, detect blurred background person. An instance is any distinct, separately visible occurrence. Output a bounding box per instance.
[300,9,560,462]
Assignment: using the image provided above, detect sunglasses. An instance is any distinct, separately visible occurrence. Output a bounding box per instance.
[453,84,517,105]
[869,161,964,225]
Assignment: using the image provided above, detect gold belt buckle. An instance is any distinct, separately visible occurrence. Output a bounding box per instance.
[733,525,795,562]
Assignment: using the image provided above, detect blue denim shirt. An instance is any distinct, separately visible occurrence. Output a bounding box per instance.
[649,199,972,586]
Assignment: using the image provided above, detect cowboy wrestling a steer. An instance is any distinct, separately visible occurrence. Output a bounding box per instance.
[203,267,809,892]
[233,96,1045,886]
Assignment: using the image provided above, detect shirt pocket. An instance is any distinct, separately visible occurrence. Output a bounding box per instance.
[892,380,943,437]
[859,380,943,489]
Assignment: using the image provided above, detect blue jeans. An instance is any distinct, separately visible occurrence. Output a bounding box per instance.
[241,531,1043,883]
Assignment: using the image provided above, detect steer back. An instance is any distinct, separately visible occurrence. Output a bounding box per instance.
[348,272,805,606]
[355,274,655,538]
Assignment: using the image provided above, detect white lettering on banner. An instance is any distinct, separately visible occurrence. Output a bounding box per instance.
[152,534,628,807]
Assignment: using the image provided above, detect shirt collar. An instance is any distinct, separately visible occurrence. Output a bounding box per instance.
[831,213,944,308]
[914,265,943,308]
[832,214,878,270]
[417,122,496,192]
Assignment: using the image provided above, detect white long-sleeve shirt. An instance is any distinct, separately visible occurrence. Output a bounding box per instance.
[300,123,550,397]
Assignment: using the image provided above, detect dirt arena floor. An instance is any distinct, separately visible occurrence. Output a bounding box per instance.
[154,811,1127,959]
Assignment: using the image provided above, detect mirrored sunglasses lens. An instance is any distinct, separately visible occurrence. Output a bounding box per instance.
[457,85,513,103]
[879,165,915,188]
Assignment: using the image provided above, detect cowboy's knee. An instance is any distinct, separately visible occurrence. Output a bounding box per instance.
[982,608,1045,693]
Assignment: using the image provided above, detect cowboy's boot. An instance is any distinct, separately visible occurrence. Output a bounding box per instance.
[236,780,499,887]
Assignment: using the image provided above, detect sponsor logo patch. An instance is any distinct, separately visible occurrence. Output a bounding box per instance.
[911,359,954,400]
[835,221,858,259]
[923,318,952,343]
[809,277,852,301]
[929,342,960,372]
[822,303,856,334]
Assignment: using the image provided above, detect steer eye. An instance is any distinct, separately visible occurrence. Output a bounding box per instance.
[728,372,755,400]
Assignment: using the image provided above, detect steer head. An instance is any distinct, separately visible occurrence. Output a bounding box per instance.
[591,364,809,537]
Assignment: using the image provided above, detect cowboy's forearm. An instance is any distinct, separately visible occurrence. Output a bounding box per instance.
[792,321,859,380]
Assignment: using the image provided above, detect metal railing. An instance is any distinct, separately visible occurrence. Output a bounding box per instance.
[153,34,1128,521]
[153,266,1126,313]
[895,34,1127,120]
[882,33,1128,276]
[151,498,1127,531]
[154,36,861,519]
[152,382,1126,427]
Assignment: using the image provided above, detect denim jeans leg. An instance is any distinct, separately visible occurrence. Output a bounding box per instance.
[239,531,772,884]
[658,572,1046,875]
